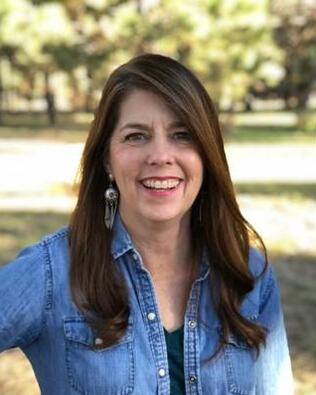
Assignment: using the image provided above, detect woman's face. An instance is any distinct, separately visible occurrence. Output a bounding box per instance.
[108,89,203,226]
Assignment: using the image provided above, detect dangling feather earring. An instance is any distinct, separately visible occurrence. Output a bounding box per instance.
[104,174,118,230]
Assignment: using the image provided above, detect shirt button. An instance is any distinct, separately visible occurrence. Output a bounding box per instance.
[132,253,138,261]
[189,375,197,384]
[147,312,156,321]
[158,368,166,377]
[94,337,103,345]
[188,319,197,329]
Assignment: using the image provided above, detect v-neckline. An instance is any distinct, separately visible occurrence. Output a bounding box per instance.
[163,325,184,336]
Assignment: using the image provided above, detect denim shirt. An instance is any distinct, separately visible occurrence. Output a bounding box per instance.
[0,216,293,395]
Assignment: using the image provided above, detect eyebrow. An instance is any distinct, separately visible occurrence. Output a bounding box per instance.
[118,121,186,132]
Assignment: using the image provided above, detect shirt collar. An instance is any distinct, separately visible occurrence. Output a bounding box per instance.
[111,213,210,281]
[197,248,210,281]
[111,213,135,260]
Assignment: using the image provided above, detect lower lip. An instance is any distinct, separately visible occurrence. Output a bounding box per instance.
[139,181,182,197]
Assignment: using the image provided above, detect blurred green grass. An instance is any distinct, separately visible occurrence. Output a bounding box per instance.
[226,111,316,143]
[235,182,316,201]
[0,112,91,142]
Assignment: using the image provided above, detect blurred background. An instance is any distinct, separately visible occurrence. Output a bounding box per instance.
[0,0,315,394]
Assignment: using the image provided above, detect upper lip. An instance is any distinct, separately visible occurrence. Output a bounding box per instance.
[140,176,183,181]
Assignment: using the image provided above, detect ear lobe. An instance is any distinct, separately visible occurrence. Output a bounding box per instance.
[105,163,111,174]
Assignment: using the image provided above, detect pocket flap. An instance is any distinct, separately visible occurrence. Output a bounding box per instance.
[64,318,94,346]
[227,334,251,349]
[63,316,134,347]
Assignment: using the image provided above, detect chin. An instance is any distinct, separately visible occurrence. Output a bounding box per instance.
[139,207,188,224]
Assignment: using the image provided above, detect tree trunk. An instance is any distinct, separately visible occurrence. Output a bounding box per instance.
[69,71,83,111]
[84,67,94,112]
[0,57,3,124]
[44,71,56,126]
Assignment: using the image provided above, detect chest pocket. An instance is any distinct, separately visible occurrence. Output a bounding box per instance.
[224,334,257,395]
[64,316,134,395]
[220,292,260,394]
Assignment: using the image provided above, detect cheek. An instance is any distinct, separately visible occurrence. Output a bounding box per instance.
[188,153,204,180]
[109,149,140,185]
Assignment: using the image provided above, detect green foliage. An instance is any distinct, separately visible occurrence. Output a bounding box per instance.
[271,0,316,109]
[0,0,315,111]
[185,0,281,106]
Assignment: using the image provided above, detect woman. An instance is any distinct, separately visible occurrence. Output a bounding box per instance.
[0,54,293,394]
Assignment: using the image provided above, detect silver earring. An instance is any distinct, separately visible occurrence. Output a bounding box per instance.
[104,174,118,230]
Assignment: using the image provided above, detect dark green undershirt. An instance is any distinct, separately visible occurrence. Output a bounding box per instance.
[163,326,185,395]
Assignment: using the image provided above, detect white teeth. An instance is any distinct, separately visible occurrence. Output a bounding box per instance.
[142,179,180,189]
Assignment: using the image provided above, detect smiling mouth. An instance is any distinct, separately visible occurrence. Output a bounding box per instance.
[140,179,182,190]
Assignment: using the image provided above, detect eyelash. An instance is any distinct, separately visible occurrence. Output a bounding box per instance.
[172,131,192,140]
[124,133,146,142]
[124,131,192,143]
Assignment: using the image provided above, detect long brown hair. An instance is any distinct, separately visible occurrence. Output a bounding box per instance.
[70,53,267,354]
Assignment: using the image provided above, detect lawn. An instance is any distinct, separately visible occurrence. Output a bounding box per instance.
[0,111,315,394]
[0,110,315,144]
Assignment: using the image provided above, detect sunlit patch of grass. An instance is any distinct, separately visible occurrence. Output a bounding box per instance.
[45,182,78,196]
[0,349,40,395]
[0,211,69,264]
[0,234,17,251]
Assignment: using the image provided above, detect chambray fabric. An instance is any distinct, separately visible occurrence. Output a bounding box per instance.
[0,215,294,395]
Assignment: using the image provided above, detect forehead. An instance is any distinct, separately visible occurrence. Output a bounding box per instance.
[116,89,179,125]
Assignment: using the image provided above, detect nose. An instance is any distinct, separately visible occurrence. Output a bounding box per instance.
[146,134,175,166]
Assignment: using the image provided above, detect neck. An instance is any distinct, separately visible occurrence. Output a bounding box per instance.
[119,211,193,272]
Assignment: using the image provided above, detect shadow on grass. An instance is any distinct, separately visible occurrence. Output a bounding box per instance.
[0,113,91,142]
[225,125,315,144]
[0,112,92,129]
[273,254,316,372]
[235,182,316,201]
[1,111,315,144]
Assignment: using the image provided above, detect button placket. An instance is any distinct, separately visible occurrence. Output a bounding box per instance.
[184,280,203,394]
[135,266,170,394]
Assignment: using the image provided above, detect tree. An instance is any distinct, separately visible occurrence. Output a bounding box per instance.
[0,0,77,122]
[270,0,316,110]
[181,0,281,111]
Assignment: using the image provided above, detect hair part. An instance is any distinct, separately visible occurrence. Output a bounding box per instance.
[70,53,267,355]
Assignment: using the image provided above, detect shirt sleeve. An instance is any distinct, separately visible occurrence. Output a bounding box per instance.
[255,265,294,395]
[0,242,47,352]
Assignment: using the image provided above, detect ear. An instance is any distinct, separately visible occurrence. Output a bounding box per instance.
[104,159,111,174]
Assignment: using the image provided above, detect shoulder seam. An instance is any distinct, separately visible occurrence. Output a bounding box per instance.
[41,241,54,312]
[39,227,69,246]
[259,265,274,314]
